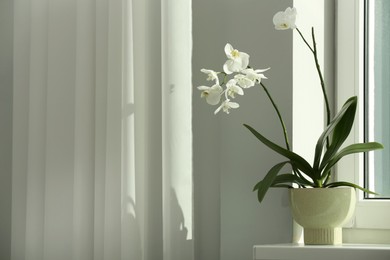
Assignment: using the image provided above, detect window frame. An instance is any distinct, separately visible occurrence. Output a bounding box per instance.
[336,0,390,230]
[363,0,390,199]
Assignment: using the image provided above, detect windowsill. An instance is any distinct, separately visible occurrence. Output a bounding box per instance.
[253,243,390,260]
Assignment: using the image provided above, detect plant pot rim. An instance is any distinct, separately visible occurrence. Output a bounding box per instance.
[289,187,355,190]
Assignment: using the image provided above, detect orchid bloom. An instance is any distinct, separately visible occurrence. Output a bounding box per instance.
[214,99,239,114]
[201,68,219,85]
[234,74,255,89]
[226,79,244,98]
[197,84,223,105]
[241,68,269,84]
[223,43,250,74]
[197,44,270,115]
[273,7,297,30]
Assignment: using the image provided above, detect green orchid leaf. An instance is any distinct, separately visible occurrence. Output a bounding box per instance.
[253,161,290,203]
[244,124,314,177]
[253,162,290,192]
[322,142,384,176]
[272,173,314,187]
[313,96,357,172]
[319,97,359,172]
[272,184,294,188]
[324,181,378,195]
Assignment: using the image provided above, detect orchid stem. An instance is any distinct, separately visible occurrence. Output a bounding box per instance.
[296,28,314,53]
[260,81,313,184]
[260,82,302,182]
[310,27,331,128]
[260,82,290,151]
[296,27,331,148]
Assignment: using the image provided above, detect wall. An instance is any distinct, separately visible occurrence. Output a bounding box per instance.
[193,0,293,259]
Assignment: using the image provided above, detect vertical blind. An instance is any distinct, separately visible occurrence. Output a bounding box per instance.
[11,0,193,259]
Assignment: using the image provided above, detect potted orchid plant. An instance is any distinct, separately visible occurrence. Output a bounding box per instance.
[197,7,383,244]
[197,6,383,200]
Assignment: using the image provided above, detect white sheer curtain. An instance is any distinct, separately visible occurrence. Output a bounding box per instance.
[10,0,193,259]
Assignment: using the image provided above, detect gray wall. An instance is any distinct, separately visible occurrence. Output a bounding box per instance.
[0,0,13,259]
[193,0,293,259]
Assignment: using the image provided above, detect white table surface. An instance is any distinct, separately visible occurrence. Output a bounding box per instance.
[254,243,390,260]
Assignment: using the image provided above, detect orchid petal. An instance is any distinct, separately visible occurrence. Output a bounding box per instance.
[273,7,297,30]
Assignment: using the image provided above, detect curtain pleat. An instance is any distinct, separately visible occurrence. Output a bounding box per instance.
[73,0,96,259]
[44,0,77,258]
[25,0,49,259]
[12,0,33,259]
[93,0,109,258]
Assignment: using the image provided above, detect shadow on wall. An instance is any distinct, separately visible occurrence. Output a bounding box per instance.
[122,189,193,259]
[123,196,142,259]
[170,188,193,260]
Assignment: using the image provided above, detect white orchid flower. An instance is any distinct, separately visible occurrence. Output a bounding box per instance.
[223,43,250,74]
[201,68,219,85]
[214,99,239,114]
[226,79,244,98]
[273,7,297,30]
[241,68,269,84]
[234,74,255,89]
[197,84,223,105]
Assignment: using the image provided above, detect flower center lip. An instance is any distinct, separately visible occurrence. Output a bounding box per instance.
[231,49,240,58]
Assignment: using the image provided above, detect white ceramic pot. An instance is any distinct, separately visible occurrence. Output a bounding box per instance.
[289,187,356,245]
